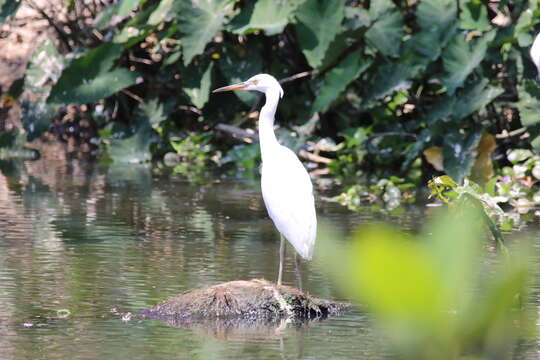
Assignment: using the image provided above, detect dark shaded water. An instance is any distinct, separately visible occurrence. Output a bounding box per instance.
[0,160,538,359]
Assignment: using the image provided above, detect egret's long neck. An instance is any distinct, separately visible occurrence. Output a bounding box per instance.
[258,89,281,161]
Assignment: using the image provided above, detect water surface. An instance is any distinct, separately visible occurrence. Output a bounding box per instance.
[0,159,537,359]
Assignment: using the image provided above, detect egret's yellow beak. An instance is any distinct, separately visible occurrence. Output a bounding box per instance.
[212,82,248,93]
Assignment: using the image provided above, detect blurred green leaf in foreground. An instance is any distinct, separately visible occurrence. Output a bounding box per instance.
[318,207,534,359]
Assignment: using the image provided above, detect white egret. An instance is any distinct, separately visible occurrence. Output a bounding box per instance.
[531,33,540,77]
[213,74,317,286]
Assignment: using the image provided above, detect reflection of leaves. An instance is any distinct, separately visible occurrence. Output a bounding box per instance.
[230,0,305,36]
[177,0,234,65]
[295,0,344,69]
[48,43,138,104]
[311,51,370,114]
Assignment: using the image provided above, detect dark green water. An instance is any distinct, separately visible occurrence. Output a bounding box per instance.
[0,160,538,359]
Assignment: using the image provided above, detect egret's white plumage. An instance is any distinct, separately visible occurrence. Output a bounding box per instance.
[213,73,317,283]
[531,33,540,77]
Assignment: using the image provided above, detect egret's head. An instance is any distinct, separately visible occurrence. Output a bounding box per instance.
[212,73,284,98]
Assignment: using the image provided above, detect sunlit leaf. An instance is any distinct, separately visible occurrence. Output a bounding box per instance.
[295,0,344,69]
[230,0,305,36]
[441,32,494,94]
[471,132,496,184]
[348,225,445,325]
[423,146,443,171]
[148,0,173,25]
[311,50,371,114]
[48,43,138,104]
[177,0,235,65]
[460,0,491,31]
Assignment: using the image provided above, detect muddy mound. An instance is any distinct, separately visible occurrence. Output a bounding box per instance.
[140,279,351,323]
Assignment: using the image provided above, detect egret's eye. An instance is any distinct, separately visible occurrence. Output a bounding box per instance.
[252,79,258,85]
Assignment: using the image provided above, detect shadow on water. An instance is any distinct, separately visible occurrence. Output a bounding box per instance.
[0,158,538,359]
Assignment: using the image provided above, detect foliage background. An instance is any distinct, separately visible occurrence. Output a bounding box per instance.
[1,0,540,187]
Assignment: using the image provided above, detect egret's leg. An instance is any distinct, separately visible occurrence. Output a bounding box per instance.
[294,253,303,291]
[277,234,285,286]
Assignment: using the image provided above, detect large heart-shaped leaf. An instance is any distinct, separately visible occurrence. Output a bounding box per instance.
[363,62,412,104]
[294,0,344,69]
[230,0,305,36]
[47,43,138,104]
[416,0,457,32]
[311,50,371,114]
[443,127,483,183]
[177,0,235,65]
[365,10,403,58]
[217,42,263,105]
[441,32,494,94]
[108,102,154,163]
[182,60,214,109]
[424,79,503,125]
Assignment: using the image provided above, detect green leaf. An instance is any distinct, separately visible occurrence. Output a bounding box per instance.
[139,98,167,127]
[443,127,483,183]
[424,79,503,125]
[348,225,445,324]
[363,62,412,104]
[516,79,540,127]
[21,40,64,141]
[460,0,491,31]
[402,128,431,171]
[311,50,371,114]
[453,79,503,119]
[49,68,137,104]
[230,0,305,36]
[365,10,403,58]
[109,106,153,163]
[117,0,142,16]
[416,0,457,32]
[177,0,235,65]
[148,0,173,25]
[183,60,214,109]
[0,0,21,23]
[217,43,263,105]
[294,0,344,69]
[47,43,139,104]
[441,32,494,94]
